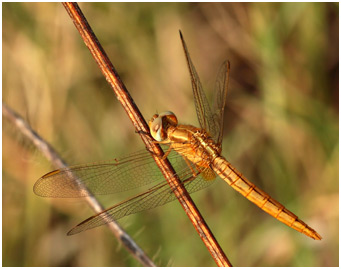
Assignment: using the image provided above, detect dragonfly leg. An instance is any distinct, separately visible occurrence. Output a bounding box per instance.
[135,129,149,135]
[143,146,164,158]
[161,145,173,160]
[135,129,155,141]
[182,156,198,177]
[149,139,174,160]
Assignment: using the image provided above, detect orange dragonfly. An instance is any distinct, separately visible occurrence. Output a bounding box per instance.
[34,32,321,240]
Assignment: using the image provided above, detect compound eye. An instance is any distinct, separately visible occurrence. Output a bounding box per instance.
[159,111,178,126]
[148,114,164,141]
[148,111,178,142]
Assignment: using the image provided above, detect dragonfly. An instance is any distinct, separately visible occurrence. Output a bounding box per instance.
[34,31,321,240]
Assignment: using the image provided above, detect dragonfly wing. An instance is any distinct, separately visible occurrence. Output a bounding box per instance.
[179,31,217,139]
[34,147,186,198]
[212,61,230,146]
[68,165,216,235]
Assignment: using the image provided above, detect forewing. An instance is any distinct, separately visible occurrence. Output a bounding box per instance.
[34,148,185,198]
[179,31,218,138]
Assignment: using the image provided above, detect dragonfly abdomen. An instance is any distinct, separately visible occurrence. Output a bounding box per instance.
[212,157,322,240]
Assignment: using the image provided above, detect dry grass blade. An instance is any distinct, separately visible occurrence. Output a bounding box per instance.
[2,101,156,267]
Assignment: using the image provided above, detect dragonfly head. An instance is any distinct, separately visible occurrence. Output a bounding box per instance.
[148,111,178,141]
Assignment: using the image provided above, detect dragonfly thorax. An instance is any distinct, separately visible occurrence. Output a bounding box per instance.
[169,125,221,168]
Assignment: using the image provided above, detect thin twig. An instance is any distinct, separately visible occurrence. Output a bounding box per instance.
[2,102,156,267]
[62,2,232,266]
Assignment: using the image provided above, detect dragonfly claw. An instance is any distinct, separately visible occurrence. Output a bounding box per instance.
[135,129,150,136]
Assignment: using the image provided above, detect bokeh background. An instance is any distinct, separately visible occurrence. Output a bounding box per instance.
[3,2,338,266]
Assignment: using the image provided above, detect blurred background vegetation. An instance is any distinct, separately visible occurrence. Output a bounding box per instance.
[3,2,338,266]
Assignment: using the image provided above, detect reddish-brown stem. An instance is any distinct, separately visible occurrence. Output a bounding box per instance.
[62,2,232,267]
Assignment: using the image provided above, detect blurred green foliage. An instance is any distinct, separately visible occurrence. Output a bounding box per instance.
[3,2,338,266]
